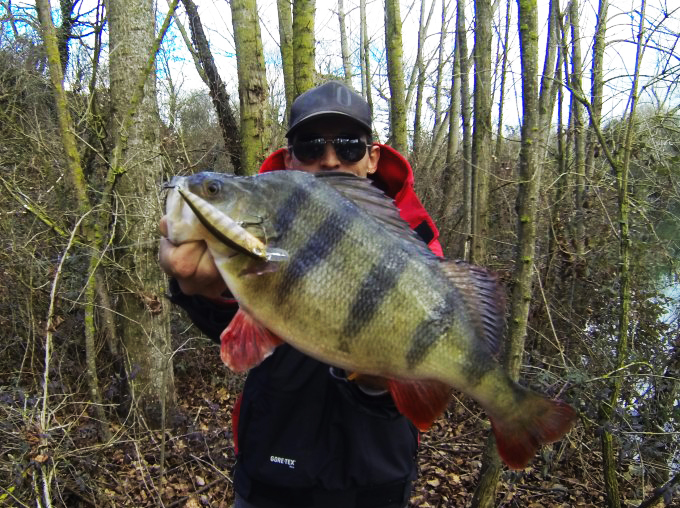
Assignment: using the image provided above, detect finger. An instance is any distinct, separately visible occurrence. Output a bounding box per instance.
[159,216,168,237]
[159,237,203,277]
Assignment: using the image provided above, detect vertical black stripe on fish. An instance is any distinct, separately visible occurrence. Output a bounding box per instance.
[405,288,460,370]
[272,185,311,242]
[275,207,356,305]
[338,249,409,353]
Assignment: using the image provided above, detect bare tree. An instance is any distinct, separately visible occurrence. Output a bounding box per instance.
[433,0,449,128]
[412,0,437,163]
[359,0,374,115]
[56,0,74,74]
[277,0,295,118]
[599,2,647,504]
[293,0,316,96]
[385,0,407,153]
[231,0,270,175]
[36,0,111,445]
[569,0,587,257]
[108,0,177,428]
[183,0,241,173]
[470,0,493,264]
[338,0,352,84]
[586,0,608,185]
[454,0,473,260]
[493,0,511,158]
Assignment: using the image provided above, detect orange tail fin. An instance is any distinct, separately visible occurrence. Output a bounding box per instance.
[490,393,577,469]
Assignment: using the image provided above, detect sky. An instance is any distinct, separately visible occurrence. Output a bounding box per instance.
[8,0,678,139]
[156,0,678,140]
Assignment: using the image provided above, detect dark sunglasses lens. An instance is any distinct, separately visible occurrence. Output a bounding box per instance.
[333,138,367,163]
[293,139,326,163]
[292,138,367,164]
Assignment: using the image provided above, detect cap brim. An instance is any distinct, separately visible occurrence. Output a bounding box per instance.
[286,111,372,138]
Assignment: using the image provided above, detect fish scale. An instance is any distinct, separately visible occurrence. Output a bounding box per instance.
[267,175,474,375]
[270,183,453,373]
[165,169,577,469]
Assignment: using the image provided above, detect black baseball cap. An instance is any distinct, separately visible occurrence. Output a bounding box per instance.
[286,81,372,138]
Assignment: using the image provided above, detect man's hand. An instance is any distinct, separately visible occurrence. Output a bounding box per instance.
[159,216,227,298]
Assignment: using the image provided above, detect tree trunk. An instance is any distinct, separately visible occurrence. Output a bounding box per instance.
[473,0,540,504]
[446,35,461,161]
[493,0,511,159]
[571,2,647,506]
[338,0,352,84]
[470,0,493,265]
[231,0,269,175]
[36,0,110,442]
[57,0,75,75]
[586,0,608,193]
[536,0,562,334]
[412,0,436,165]
[293,0,316,96]
[537,0,561,140]
[277,0,295,119]
[360,0,373,116]
[569,0,586,258]
[84,260,112,441]
[458,0,473,260]
[433,0,449,128]
[184,0,241,173]
[108,0,176,428]
[471,437,502,508]
[385,0,407,153]
[439,35,461,236]
[601,2,646,504]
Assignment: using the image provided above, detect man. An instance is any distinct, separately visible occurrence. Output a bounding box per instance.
[160,81,442,508]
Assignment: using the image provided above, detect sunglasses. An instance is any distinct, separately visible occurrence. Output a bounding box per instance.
[291,137,369,164]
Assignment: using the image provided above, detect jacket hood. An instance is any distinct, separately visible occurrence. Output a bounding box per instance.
[258,144,442,256]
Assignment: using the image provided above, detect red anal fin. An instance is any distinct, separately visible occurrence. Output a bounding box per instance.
[388,379,452,431]
[490,395,577,469]
[220,309,283,372]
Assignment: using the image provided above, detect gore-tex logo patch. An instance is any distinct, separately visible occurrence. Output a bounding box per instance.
[270,455,296,469]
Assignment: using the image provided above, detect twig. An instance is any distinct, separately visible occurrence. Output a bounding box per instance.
[0,175,67,237]
[40,210,93,508]
[636,472,679,508]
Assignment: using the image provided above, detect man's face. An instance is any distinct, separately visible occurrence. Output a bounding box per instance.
[284,117,380,178]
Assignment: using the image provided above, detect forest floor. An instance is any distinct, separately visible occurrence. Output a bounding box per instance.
[1,340,653,508]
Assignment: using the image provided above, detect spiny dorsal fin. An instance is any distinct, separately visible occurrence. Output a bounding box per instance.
[438,260,505,356]
[315,172,437,257]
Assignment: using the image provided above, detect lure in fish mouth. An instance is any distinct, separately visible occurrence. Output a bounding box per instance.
[164,170,577,470]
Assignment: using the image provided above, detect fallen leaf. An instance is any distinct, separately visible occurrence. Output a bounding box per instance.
[184,498,201,508]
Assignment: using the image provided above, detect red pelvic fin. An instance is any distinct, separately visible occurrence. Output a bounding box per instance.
[388,379,452,431]
[490,395,577,469]
[220,309,283,372]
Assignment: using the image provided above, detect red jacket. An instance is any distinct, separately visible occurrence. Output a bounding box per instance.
[259,144,443,257]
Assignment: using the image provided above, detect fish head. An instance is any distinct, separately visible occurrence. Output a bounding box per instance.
[164,172,278,259]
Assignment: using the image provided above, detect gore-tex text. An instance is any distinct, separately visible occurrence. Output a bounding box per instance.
[270,455,296,469]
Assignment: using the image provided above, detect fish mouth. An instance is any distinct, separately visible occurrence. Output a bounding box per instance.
[161,176,186,213]
[162,175,185,191]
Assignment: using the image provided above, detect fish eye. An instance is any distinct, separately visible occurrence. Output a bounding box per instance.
[205,180,221,196]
